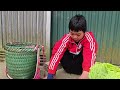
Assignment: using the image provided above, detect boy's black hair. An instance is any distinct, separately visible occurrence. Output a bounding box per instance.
[69,14,87,33]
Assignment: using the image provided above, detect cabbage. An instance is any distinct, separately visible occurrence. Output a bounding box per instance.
[89,62,120,79]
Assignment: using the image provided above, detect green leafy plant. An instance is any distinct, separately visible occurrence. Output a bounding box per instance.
[89,62,120,79]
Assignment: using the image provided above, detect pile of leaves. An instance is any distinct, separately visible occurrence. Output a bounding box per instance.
[89,62,120,79]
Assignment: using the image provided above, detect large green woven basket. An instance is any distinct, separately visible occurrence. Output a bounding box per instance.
[5,42,37,79]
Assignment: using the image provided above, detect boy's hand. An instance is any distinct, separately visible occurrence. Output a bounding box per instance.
[47,73,56,79]
[79,71,89,79]
[47,73,54,79]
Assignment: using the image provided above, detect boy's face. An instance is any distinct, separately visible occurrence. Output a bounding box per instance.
[69,30,85,42]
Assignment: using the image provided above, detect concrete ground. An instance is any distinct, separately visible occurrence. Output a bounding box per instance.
[56,68,80,79]
[0,61,9,79]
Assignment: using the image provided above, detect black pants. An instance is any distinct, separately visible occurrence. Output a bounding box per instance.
[60,49,83,75]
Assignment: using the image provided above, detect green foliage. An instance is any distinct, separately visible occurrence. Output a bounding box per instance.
[89,62,120,79]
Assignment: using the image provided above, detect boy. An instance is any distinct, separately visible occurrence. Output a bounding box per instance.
[47,14,98,79]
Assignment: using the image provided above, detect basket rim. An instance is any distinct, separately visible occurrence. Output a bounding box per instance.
[4,42,37,52]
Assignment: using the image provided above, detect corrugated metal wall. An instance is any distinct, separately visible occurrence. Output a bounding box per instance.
[0,11,47,48]
[0,11,51,61]
[51,11,120,65]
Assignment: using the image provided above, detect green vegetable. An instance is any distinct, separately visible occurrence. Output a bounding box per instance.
[89,62,120,79]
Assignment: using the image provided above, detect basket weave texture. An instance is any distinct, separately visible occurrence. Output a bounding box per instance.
[5,42,37,79]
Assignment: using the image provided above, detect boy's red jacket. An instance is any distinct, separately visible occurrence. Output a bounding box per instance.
[48,32,98,74]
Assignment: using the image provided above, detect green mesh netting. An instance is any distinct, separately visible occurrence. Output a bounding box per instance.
[89,62,120,79]
[5,42,37,79]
